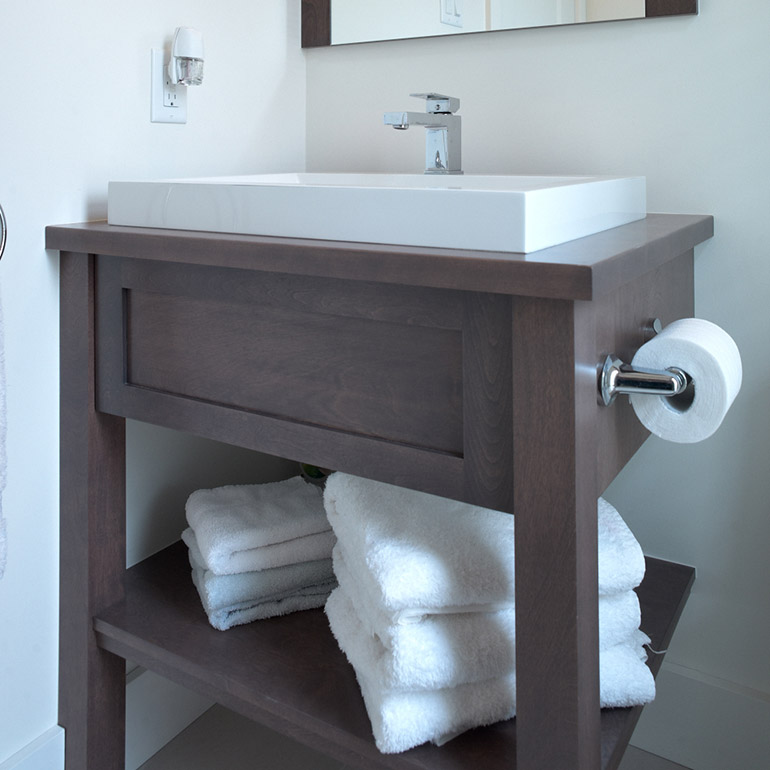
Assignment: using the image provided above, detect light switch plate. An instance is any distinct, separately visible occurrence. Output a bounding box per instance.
[441,0,463,27]
[150,49,187,124]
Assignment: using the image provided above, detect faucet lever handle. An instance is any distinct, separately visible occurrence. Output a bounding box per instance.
[409,92,460,114]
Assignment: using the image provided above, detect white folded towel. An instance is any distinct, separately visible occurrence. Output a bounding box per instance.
[185,476,336,575]
[190,567,335,631]
[183,527,335,610]
[356,667,517,755]
[354,640,653,754]
[323,473,645,618]
[328,559,642,690]
[326,588,654,753]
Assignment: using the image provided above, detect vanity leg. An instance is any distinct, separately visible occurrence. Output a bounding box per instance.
[512,297,600,770]
[60,252,127,769]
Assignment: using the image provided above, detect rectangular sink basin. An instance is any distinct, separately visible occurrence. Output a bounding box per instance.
[107,173,646,253]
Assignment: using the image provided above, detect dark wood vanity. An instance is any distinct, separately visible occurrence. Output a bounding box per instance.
[47,212,712,770]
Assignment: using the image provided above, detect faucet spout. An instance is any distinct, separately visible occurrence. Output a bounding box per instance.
[384,111,457,129]
[384,94,462,175]
[383,111,412,130]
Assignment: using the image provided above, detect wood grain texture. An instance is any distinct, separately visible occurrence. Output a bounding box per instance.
[462,293,513,512]
[60,252,127,769]
[511,297,600,770]
[594,250,694,493]
[95,541,694,770]
[301,0,331,47]
[126,289,463,453]
[54,214,712,769]
[646,1,697,18]
[96,256,529,512]
[45,214,713,301]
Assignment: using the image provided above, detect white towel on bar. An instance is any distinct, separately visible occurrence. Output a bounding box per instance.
[323,473,645,619]
[183,527,335,610]
[329,553,642,691]
[190,567,335,631]
[326,588,655,753]
[185,476,335,575]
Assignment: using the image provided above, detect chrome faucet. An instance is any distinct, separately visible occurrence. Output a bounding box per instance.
[384,93,462,175]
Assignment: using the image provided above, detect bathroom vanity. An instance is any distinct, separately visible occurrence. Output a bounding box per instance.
[47,212,711,770]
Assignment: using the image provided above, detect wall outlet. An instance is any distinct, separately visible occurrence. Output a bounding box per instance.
[150,49,187,124]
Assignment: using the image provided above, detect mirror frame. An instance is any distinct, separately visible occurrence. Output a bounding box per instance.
[301,0,697,48]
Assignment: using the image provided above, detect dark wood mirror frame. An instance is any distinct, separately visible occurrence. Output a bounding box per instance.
[301,0,697,49]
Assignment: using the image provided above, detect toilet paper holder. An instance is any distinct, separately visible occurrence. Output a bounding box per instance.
[599,319,691,406]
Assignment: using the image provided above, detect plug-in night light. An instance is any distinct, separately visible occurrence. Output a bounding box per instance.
[168,27,204,86]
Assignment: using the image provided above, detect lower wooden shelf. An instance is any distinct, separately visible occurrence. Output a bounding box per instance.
[95,541,694,770]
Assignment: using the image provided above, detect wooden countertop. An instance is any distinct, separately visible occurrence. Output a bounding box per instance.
[46,213,713,301]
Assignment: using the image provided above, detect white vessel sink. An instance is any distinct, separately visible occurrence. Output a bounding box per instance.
[107,173,646,254]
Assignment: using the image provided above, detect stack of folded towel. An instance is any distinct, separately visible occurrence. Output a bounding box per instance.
[323,472,654,754]
[182,476,337,631]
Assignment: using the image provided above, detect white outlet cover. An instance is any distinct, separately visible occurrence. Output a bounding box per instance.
[150,49,187,124]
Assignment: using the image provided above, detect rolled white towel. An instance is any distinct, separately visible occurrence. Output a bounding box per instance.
[323,473,645,617]
[186,476,335,575]
[328,559,642,690]
[325,587,654,754]
[183,527,335,611]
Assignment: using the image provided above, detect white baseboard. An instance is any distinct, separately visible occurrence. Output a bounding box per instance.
[0,727,64,770]
[125,667,213,770]
[631,662,770,770]
[0,669,211,770]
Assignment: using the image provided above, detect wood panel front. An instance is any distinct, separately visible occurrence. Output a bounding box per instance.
[94,246,694,513]
[96,256,501,505]
[125,287,463,455]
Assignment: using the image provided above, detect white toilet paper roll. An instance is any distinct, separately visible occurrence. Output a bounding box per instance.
[629,318,742,443]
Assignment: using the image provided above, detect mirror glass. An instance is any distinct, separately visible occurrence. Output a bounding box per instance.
[301,1,697,48]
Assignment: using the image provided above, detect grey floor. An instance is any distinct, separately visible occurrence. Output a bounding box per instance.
[139,704,691,770]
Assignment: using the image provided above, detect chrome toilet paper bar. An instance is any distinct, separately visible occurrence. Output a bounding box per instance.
[599,355,689,406]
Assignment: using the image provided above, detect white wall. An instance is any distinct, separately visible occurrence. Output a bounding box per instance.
[305,3,770,767]
[0,1,305,764]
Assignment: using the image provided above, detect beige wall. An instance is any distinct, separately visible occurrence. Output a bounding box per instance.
[305,4,770,767]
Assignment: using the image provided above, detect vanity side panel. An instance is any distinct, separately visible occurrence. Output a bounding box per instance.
[595,250,694,492]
